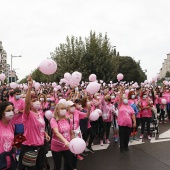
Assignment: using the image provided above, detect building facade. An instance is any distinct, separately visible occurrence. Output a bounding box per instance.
[160,53,170,79]
[0,41,16,83]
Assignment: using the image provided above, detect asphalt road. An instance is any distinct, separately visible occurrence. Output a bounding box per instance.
[47,123,170,170]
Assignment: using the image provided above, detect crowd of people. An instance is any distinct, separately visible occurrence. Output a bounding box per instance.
[0,75,170,170]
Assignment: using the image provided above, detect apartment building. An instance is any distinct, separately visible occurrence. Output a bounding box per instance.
[0,41,15,83]
[160,53,170,79]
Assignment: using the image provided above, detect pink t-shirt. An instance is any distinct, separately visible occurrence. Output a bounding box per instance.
[164,92,170,103]
[159,97,166,109]
[22,110,45,146]
[102,101,113,122]
[140,99,152,118]
[10,98,25,124]
[0,121,15,169]
[50,118,71,152]
[66,110,86,130]
[118,104,134,127]
[82,108,91,129]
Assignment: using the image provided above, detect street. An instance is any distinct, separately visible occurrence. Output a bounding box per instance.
[47,123,170,170]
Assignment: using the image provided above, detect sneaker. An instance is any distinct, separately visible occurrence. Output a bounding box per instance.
[77,154,84,160]
[82,151,88,156]
[139,134,143,139]
[129,136,133,143]
[159,121,162,124]
[106,139,110,144]
[87,146,95,153]
[148,135,151,140]
[163,121,167,124]
[100,140,103,146]
[133,136,139,141]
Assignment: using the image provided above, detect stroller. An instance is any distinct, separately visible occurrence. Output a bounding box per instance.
[144,107,159,137]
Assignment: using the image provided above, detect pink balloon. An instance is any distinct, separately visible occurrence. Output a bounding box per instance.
[53,87,58,92]
[117,73,124,81]
[60,78,69,84]
[72,71,82,84]
[56,85,61,90]
[34,82,40,90]
[156,74,160,79]
[45,110,53,120]
[39,59,57,75]
[144,80,148,84]
[95,109,102,116]
[23,84,28,90]
[69,138,86,154]
[0,73,6,81]
[64,72,72,81]
[19,84,23,89]
[52,82,57,88]
[152,76,157,82]
[161,99,167,104]
[68,78,78,87]
[86,82,101,94]
[89,74,97,82]
[164,81,169,86]
[89,110,100,121]
[10,82,18,89]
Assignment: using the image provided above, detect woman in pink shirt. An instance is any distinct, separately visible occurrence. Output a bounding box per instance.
[118,94,136,152]
[18,76,50,170]
[50,103,74,170]
[100,95,115,145]
[158,92,167,124]
[138,91,153,140]
[65,100,89,166]
[91,93,102,138]
[164,87,170,121]
[0,101,17,170]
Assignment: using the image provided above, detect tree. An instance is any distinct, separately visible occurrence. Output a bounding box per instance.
[19,31,147,84]
[165,71,170,77]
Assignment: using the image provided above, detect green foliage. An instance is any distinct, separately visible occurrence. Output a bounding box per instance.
[19,31,146,84]
[165,71,170,77]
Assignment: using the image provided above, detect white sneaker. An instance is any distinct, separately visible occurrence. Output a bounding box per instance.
[148,135,151,140]
[100,140,103,146]
[106,139,110,144]
[140,134,143,139]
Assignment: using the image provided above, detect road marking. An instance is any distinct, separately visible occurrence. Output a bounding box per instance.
[159,129,170,139]
[129,139,144,146]
[46,144,110,158]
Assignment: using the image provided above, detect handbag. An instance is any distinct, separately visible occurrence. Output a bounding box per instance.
[22,149,39,167]
[12,134,26,148]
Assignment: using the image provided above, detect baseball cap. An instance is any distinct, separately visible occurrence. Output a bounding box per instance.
[65,100,75,107]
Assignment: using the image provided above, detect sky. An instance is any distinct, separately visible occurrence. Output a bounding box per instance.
[0,0,170,82]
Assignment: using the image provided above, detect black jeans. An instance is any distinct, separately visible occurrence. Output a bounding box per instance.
[100,122,111,140]
[156,104,160,114]
[64,154,77,170]
[141,117,151,135]
[82,127,95,147]
[52,150,73,170]
[159,109,165,121]
[135,118,141,132]
[119,126,131,150]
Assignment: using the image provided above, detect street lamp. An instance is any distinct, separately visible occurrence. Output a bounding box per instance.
[11,55,22,71]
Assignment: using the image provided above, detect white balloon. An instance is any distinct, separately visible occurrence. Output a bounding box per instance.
[45,110,53,120]
[69,138,86,154]
[89,110,100,121]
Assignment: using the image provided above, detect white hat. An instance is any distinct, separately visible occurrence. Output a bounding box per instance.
[65,101,74,107]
